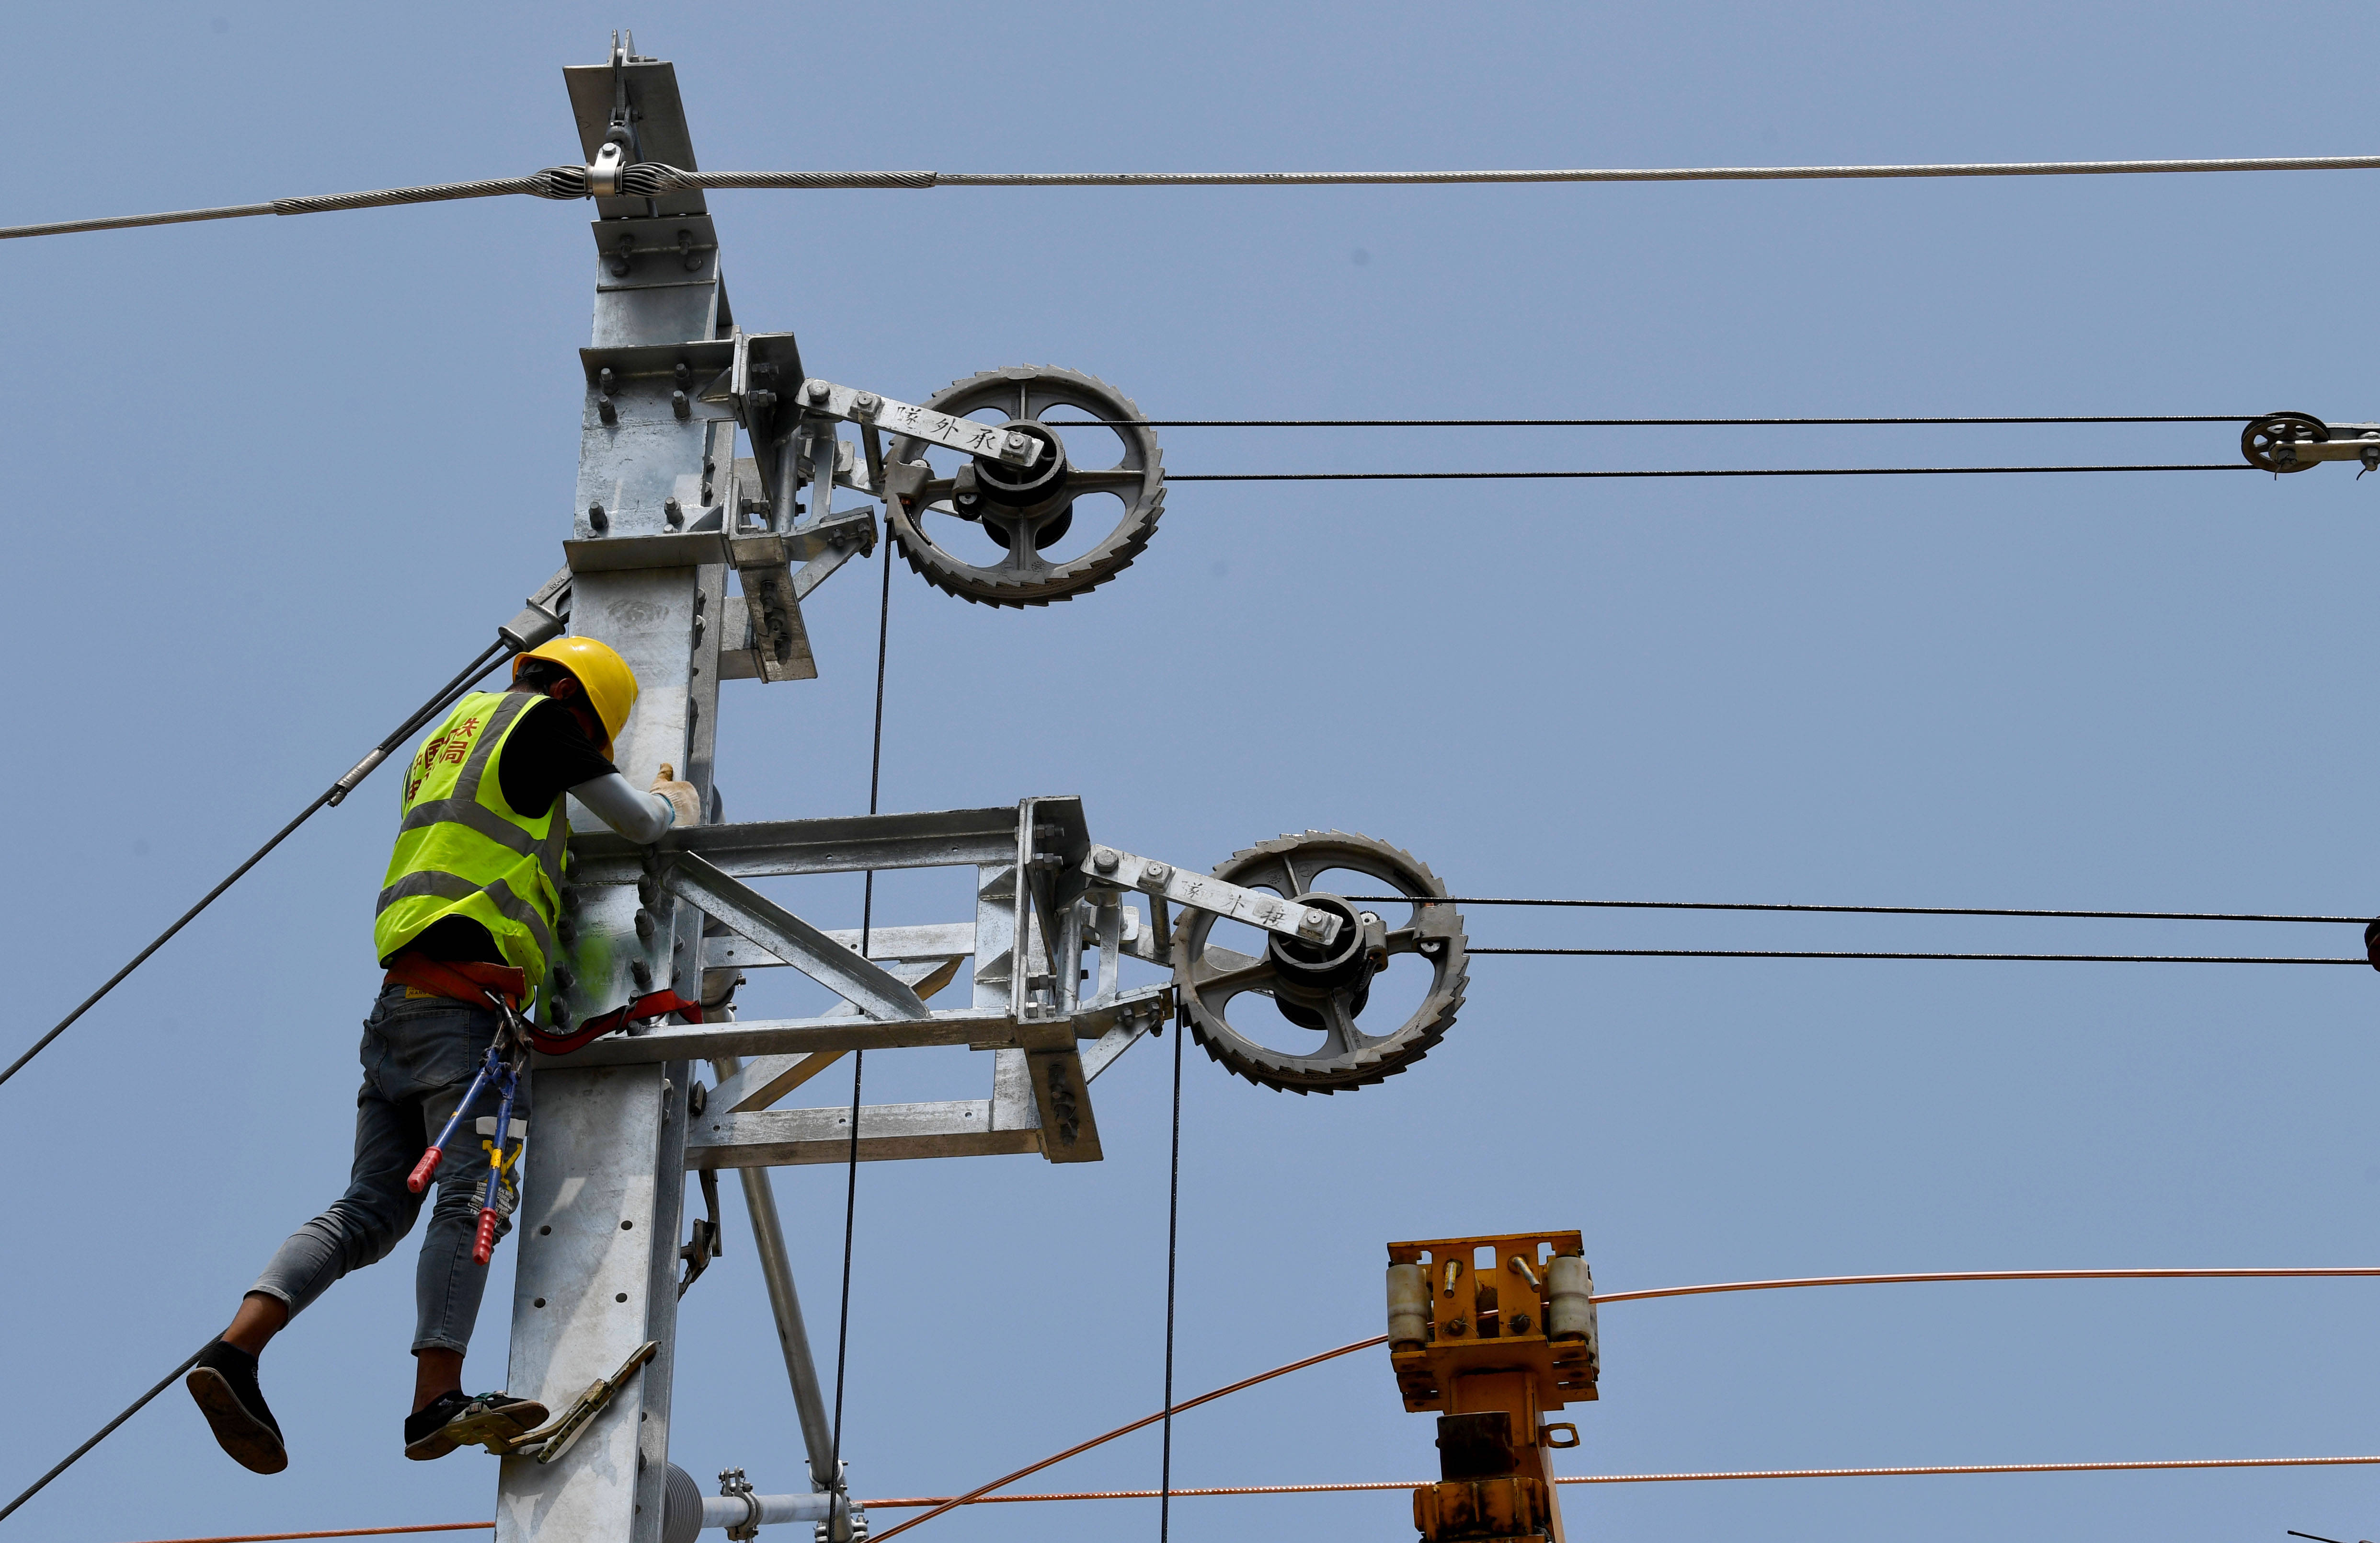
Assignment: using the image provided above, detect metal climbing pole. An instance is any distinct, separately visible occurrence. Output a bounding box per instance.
[497,38,721,1543]
[484,35,1468,1543]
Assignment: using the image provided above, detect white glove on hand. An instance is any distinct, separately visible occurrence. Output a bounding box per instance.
[650,764,702,828]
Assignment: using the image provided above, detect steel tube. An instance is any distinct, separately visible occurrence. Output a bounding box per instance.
[713,1056,839,1488]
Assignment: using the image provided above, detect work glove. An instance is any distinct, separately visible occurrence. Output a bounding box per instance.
[651,764,703,829]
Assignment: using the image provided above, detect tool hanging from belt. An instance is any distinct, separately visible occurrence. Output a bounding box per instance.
[402,986,531,1265]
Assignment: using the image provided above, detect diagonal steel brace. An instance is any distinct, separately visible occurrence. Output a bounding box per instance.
[660,852,931,1021]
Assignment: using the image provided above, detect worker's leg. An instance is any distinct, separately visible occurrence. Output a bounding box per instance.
[190,986,430,1473]
[400,1012,536,1459]
[244,985,441,1321]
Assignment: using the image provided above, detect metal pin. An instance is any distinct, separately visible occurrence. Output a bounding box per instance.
[588,504,609,533]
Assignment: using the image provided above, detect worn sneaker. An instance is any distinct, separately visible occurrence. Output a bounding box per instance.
[186,1339,287,1474]
[404,1390,549,1460]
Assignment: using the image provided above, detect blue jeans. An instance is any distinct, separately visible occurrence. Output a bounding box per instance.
[250,983,532,1356]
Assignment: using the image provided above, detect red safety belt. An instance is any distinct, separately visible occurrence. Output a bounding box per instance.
[385,952,700,1055]
[532,990,703,1054]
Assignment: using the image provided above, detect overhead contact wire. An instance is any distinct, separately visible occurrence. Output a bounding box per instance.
[16,151,2380,242]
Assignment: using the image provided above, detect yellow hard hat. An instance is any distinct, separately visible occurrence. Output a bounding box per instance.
[515,635,638,759]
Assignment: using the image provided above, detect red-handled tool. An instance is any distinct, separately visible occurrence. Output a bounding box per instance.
[473,1207,501,1265]
[408,1053,500,1194]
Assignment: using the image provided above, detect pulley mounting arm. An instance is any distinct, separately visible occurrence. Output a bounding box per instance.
[795,377,1046,467]
[1080,843,1345,946]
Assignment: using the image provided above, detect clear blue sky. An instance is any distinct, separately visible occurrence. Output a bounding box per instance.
[6,4,2380,1542]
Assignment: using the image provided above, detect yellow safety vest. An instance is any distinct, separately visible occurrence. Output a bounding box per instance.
[373,691,569,992]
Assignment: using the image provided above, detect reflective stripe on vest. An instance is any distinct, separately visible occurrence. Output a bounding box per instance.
[372,691,567,991]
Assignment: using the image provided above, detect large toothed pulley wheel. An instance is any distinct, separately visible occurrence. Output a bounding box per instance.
[2242,411,2329,472]
[884,366,1164,607]
[1171,831,1468,1094]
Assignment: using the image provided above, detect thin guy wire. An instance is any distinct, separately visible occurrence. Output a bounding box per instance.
[93,1270,2380,1542]
[15,151,2380,243]
[864,1266,2372,1537]
[92,1456,2380,1543]
[1161,1007,1184,1542]
[830,540,895,1504]
[1345,896,2367,924]
[858,1454,2380,1505]
[1467,947,2363,963]
[102,1529,491,1543]
[0,1342,208,1522]
[1167,463,2250,482]
[1101,415,2256,427]
[0,637,513,1092]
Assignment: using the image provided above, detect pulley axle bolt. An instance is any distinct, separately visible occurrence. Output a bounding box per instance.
[1090,847,1120,874]
[1143,861,1171,884]
[1298,910,1328,935]
[1004,431,1029,450]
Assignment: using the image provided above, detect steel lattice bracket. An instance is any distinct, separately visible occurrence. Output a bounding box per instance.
[554,799,1174,1166]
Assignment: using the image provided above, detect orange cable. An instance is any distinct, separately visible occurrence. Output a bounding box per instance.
[864,1333,1390,1542]
[107,1267,2380,1543]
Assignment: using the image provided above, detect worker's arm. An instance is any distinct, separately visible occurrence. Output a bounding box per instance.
[571,765,704,844]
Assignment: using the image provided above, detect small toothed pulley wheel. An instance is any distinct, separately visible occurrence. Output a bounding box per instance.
[2242,411,2329,473]
[1171,831,1468,1094]
[883,366,1164,607]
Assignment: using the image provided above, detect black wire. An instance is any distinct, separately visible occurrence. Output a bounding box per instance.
[0,1341,208,1523]
[0,636,515,1092]
[830,535,895,1504]
[1343,896,2366,924]
[1161,999,1185,1543]
[1470,947,2364,963]
[1090,415,2257,427]
[1168,464,2253,482]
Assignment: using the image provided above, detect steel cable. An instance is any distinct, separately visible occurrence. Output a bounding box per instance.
[0,637,516,1092]
[14,150,2380,243]
[0,1343,208,1523]
[829,537,897,1514]
[862,1453,2380,1504]
[1161,994,1185,1541]
[1346,896,2367,924]
[1106,415,2257,427]
[1169,463,2252,481]
[1468,947,2364,963]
